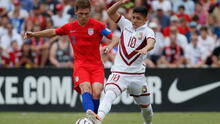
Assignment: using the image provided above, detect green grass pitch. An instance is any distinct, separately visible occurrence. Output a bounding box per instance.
[0,112,220,124]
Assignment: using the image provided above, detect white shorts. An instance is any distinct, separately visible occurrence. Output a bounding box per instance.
[105,72,151,105]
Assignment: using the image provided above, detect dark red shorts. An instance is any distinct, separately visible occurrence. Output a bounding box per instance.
[73,65,104,93]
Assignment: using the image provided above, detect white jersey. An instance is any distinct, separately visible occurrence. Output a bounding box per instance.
[111,16,155,74]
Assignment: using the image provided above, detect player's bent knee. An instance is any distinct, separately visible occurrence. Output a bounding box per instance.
[139,104,150,108]
[105,85,121,97]
[79,82,92,93]
[92,83,103,98]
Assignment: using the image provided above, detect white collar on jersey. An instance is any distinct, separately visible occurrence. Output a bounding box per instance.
[132,23,148,31]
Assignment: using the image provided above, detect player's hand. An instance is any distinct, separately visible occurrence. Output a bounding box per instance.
[135,48,148,55]
[102,45,113,54]
[24,32,35,40]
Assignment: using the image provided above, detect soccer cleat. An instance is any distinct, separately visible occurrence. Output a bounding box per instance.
[86,110,102,124]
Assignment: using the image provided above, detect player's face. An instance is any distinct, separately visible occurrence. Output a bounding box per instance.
[76,8,90,25]
[131,13,147,29]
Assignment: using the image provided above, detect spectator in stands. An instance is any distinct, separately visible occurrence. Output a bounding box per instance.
[153,8,170,29]
[0,16,9,42]
[17,42,36,68]
[25,5,47,31]
[179,17,190,35]
[20,0,33,11]
[45,17,54,29]
[6,40,21,67]
[62,0,72,17]
[0,0,10,16]
[206,15,220,47]
[198,26,215,56]
[176,5,191,22]
[52,3,71,27]
[32,0,41,9]
[164,26,188,50]
[152,0,172,15]
[0,23,23,50]
[67,0,76,18]
[157,34,186,68]
[185,33,207,67]
[1,0,220,69]
[148,22,164,65]
[163,15,186,37]
[211,46,220,67]
[194,2,208,26]
[172,0,195,16]
[185,21,199,43]
[50,36,73,68]
[199,0,212,12]
[45,0,59,15]
[8,0,29,20]
[39,2,53,18]
[211,2,220,24]
[212,19,220,40]
[9,7,25,34]
[91,2,106,22]
[29,25,49,67]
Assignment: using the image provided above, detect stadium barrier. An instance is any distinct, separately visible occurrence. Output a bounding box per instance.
[0,68,220,112]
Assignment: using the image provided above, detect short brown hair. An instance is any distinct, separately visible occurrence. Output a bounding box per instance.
[75,0,91,10]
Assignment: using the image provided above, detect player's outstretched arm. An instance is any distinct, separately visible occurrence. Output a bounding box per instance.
[107,0,129,22]
[102,35,119,53]
[24,29,56,40]
[136,38,155,55]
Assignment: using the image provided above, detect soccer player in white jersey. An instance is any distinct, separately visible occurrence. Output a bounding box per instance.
[86,0,156,124]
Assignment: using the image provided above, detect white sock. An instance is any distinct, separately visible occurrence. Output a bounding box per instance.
[97,90,117,119]
[141,105,153,124]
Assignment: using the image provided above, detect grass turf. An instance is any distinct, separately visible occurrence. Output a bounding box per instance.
[0,112,220,124]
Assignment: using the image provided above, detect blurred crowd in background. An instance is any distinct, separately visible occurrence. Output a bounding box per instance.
[0,0,220,68]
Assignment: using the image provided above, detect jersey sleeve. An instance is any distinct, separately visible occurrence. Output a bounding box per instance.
[116,16,130,30]
[101,28,113,39]
[55,23,70,35]
[97,21,113,39]
[145,28,156,41]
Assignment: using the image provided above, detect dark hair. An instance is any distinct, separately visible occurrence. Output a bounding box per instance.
[200,26,208,32]
[75,0,91,11]
[178,5,185,10]
[133,6,148,17]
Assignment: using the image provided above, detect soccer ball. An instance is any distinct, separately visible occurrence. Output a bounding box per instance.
[75,117,94,124]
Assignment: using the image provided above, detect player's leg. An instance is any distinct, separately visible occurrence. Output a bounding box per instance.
[74,66,94,112]
[87,73,125,123]
[132,95,153,124]
[129,75,153,124]
[139,103,153,124]
[86,88,117,124]
[92,83,103,113]
[91,68,104,113]
[97,88,118,119]
[79,82,94,112]
[98,73,125,119]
